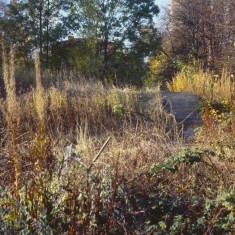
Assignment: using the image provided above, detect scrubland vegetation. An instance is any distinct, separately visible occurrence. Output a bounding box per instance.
[167,67,233,103]
[0,0,234,234]
[0,47,234,234]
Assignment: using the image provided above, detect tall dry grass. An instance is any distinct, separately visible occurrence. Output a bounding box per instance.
[167,67,235,136]
[0,47,181,188]
[0,49,234,234]
[2,45,21,201]
[34,50,47,124]
[2,46,18,117]
[167,68,234,103]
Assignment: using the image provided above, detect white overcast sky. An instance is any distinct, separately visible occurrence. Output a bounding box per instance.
[156,0,170,9]
[155,0,170,20]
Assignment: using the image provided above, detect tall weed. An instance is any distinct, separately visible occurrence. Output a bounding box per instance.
[167,67,234,103]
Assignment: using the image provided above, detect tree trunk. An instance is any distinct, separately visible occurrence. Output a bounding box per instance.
[46,0,50,65]
[39,0,43,56]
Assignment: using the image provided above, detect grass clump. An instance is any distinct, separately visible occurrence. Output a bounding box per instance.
[34,50,48,125]
[167,67,234,103]
[2,45,21,201]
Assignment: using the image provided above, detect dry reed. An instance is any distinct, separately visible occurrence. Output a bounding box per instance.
[2,45,20,201]
[34,50,47,124]
[167,68,234,103]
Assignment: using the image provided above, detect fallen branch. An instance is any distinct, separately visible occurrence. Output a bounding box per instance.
[87,136,111,172]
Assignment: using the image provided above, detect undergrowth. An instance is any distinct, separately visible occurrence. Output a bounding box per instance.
[0,49,234,234]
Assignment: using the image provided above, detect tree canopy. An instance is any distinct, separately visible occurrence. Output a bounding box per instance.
[0,0,161,85]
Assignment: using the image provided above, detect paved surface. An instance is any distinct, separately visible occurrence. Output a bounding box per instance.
[161,92,202,126]
[138,91,202,140]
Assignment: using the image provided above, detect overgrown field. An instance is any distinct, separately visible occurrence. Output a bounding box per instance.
[0,50,234,234]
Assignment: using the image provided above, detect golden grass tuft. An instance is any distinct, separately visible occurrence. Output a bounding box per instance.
[167,68,234,103]
[2,45,18,118]
[34,50,47,124]
[2,45,21,201]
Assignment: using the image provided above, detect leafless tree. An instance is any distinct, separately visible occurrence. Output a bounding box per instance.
[169,0,235,70]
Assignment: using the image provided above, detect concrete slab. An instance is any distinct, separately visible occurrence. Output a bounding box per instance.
[161,92,202,126]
